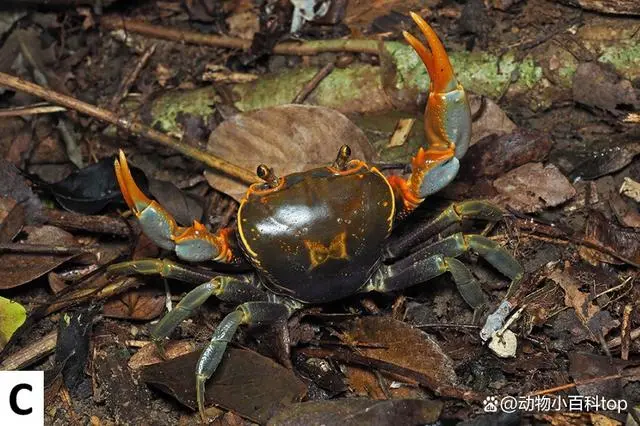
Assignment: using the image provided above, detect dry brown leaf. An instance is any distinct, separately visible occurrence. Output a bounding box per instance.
[103,288,166,320]
[341,316,459,390]
[579,210,640,265]
[141,348,307,424]
[548,265,600,325]
[493,162,576,213]
[205,105,376,200]
[0,225,80,289]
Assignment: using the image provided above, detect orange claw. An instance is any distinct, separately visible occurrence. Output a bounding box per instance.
[402,12,457,93]
[391,12,471,212]
[114,150,234,263]
[114,149,152,214]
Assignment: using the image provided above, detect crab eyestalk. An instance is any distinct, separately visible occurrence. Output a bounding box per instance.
[333,144,351,170]
[389,12,472,212]
[114,150,233,262]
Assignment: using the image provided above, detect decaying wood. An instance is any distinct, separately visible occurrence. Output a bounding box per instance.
[557,0,640,15]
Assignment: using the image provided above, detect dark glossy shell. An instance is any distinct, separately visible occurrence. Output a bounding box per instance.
[237,162,395,303]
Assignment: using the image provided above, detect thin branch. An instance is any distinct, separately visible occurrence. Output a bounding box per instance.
[0,71,257,185]
[109,43,157,110]
[100,16,381,56]
[292,62,335,104]
[0,103,66,117]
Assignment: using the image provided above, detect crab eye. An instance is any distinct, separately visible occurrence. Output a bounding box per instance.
[333,144,352,170]
[256,164,280,188]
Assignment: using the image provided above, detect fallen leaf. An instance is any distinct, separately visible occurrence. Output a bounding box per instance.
[205,105,376,200]
[39,155,149,214]
[547,263,620,345]
[141,348,307,424]
[568,143,640,181]
[459,130,553,180]
[341,316,459,390]
[568,352,628,400]
[572,62,639,116]
[0,225,80,289]
[54,305,100,396]
[548,265,600,325]
[0,297,26,352]
[293,354,348,397]
[103,288,166,320]
[344,0,437,33]
[267,398,442,426]
[0,196,24,243]
[468,95,518,145]
[493,162,576,213]
[148,179,204,226]
[579,210,640,265]
[0,158,42,223]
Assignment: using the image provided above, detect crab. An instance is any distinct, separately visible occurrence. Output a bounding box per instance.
[108,13,523,419]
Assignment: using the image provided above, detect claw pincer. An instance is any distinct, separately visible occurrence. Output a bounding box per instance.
[390,13,471,211]
[114,150,232,262]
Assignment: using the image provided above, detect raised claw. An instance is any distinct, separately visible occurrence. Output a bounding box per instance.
[391,13,472,211]
[114,150,233,263]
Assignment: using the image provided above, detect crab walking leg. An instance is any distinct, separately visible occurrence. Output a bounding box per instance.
[385,200,504,260]
[150,276,268,357]
[373,233,523,312]
[108,258,223,284]
[196,301,290,419]
[368,252,486,309]
[388,12,471,212]
[114,150,233,262]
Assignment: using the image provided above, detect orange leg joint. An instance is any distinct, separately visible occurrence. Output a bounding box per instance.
[392,12,472,212]
[115,150,233,263]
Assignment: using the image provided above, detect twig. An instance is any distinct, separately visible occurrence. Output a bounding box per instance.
[0,103,66,117]
[0,243,84,255]
[527,366,640,396]
[607,327,640,349]
[621,304,634,360]
[0,71,257,185]
[109,43,156,110]
[413,323,480,329]
[292,62,335,104]
[100,16,381,56]
[43,208,133,237]
[387,118,415,148]
[1,330,57,370]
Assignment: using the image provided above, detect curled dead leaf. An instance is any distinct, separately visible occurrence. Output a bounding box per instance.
[205,105,376,200]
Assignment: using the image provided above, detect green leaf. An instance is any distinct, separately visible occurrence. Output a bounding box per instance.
[0,296,27,351]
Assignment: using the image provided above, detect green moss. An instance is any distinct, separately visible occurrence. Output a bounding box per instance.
[233,69,317,112]
[518,55,543,89]
[150,87,218,133]
[598,41,640,80]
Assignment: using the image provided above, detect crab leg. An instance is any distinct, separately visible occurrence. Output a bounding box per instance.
[385,200,504,260]
[149,275,268,356]
[389,12,471,212]
[196,301,290,419]
[371,232,523,314]
[114,150,233,263]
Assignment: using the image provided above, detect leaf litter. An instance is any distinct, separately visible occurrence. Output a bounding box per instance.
[0,2,639,425]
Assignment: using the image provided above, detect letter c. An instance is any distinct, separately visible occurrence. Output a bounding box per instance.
[10,383,32,415]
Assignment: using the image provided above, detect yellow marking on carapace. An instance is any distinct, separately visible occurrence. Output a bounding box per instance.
[304,231,349,269]
[371,166,395,232]
[236,199,259,258]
